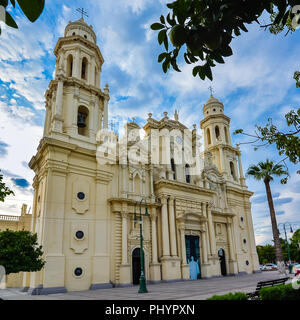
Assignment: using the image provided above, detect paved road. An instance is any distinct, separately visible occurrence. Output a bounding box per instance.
[0,271,293,300]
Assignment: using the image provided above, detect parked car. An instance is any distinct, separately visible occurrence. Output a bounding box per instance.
[263,263,278,271]
[291,263,300,274]
[259,265,265,271]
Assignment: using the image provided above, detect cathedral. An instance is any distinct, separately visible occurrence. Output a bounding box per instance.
[24,18,260,294]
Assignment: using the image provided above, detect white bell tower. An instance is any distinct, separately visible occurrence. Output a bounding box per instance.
[200,95,245,186]
[43,18,109,148]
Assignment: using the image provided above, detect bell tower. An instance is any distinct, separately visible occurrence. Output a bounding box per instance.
[200,95,245,186]
[43,18,109,147]
[28,18,114,295]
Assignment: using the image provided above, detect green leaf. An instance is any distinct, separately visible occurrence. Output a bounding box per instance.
[160,15,165,24]
[198,66,206,80]
[151,22,165,30]
[192,66,200,77]
[162,59,169,73]
[163,34,168,51]
[204,63,213,81]
[220,45,233,57]
[210,51,224,64]
[166,12,176,26]
[16,0,44,22]
[158,29,167,45]
[158,52,167,63]
[5,10,18,28]
[171,57,181,72]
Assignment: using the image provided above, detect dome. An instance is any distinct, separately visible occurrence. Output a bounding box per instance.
[203,94,224,117]
[64,18,97,44]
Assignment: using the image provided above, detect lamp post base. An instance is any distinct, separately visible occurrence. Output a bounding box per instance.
[138,276,148,293]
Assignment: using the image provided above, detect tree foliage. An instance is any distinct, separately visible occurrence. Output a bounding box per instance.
[247,159,287,263]
[0,229,45,275]
[234,72,300,182]
[151,0,299,80]
[0,170,14,202]
[0,0,45,35]
[257,229,300,264]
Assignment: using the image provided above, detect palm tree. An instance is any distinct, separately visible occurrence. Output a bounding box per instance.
[247,159,288,265]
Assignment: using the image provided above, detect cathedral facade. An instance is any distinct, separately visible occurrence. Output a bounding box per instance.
[25,19,260,294]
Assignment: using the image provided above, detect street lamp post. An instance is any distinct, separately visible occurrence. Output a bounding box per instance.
[134,198,149,293]
[278,222,293,273]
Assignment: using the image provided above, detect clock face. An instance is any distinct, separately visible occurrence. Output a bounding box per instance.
[176,136,182,144]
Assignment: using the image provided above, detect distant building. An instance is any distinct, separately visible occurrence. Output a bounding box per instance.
[24,18,259,294]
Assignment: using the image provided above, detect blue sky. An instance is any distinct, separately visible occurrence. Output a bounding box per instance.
[0,1,299,245]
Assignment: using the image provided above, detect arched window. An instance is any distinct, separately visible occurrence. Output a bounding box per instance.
[230,161,236,180]
[171,158,176,180]
[81,57,88,80]
[207,128,211,145]
[185,164,190,183]
[215,126,220,141]
[77,106,89,136]
[66,54,73,77]
[224,127,229,143]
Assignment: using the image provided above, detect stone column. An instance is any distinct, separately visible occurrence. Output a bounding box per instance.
[180,228,187,263]
[52,76,64,133]
[201,231,208,264]
[103,84,109,129]
[207,203,216,256]
[119,211,131,285]
[161,196,170,257]
[55,79,63,118]
[151,212,158,263]
[150,208,161,282]
[149,165,154,199]
[74,48,80,78]
[237,148,246,186]
[121,212,128,264]
[121,164,127,198]
[180,227,189,279]
[168,197,177,256]
[227,218,238,274]
[219,146,225,173]
[89,56,95,86]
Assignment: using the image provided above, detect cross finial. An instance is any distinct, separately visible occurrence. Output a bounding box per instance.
[76,7,88,19]
[208,85,214,97]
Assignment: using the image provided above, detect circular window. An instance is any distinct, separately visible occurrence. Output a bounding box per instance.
[243,239,247,244]
[77,192,85,200]
[74,267,83,277]
[207,111,209,114]
[75,230,84,240]
[84,35,87,39]
[72,32,75,35]
[246,260,249,266]
[213,108,216,112]
[241,217,244,222]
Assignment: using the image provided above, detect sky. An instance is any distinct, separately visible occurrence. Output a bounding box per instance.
[0,0,299,246]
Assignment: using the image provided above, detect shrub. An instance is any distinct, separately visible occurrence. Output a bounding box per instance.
[259,283,300,300]
[207,292,248,300]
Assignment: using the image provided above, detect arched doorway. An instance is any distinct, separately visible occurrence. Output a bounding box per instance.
[185,235,201,279]
[132,248,144,285]
[218,248,227,276]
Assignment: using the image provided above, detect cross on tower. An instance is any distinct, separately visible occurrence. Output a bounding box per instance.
[76,7,88,19]
[208,85,214,97]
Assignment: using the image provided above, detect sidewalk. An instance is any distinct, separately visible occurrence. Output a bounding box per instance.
[0,271,293,300]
